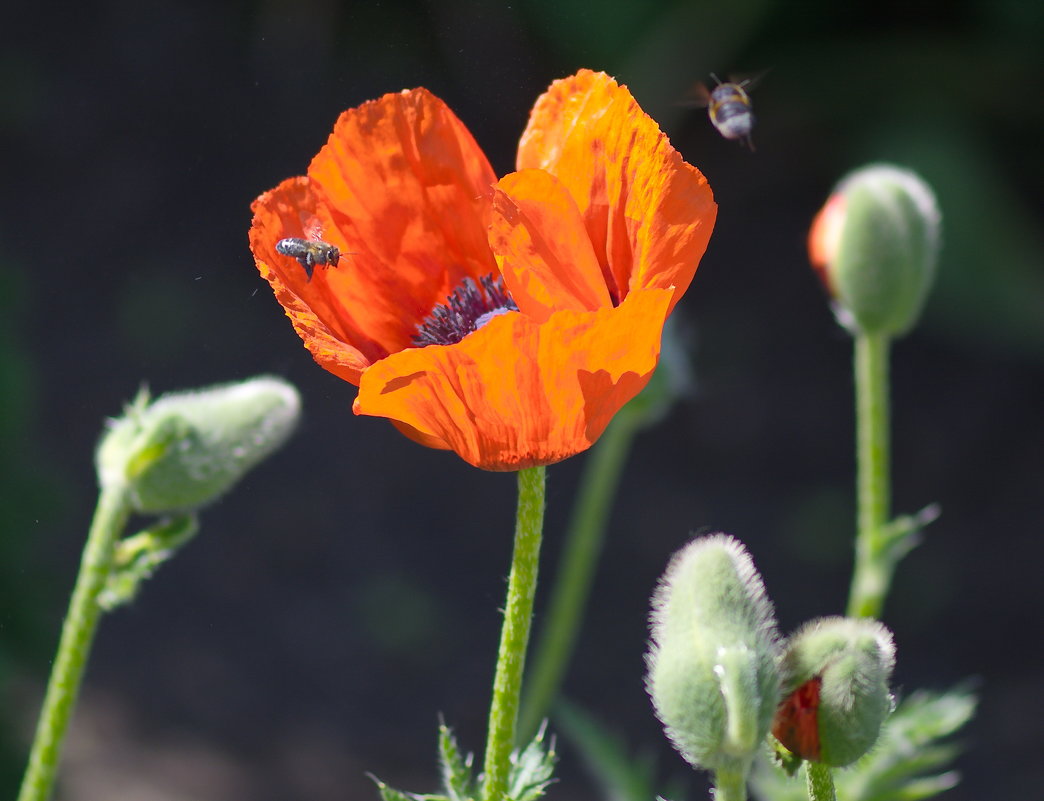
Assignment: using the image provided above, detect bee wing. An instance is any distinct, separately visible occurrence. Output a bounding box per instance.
[731,67,772,92]
[302,217,326,243]
[676,80,712,109]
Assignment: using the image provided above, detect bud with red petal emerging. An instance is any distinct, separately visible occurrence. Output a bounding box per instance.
[773,616,896,767]
[809,164,940,337]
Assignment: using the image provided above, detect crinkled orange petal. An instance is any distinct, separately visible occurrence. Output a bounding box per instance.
[250,88,501,384]
[250,176,378,385]
[353,287,674,470]
[489,169,612,322]
[306,88,499,349]
[517,69,716,312]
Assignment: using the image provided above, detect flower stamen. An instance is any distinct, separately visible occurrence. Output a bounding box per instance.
[413,274,518,346]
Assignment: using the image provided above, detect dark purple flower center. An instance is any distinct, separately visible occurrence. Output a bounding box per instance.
[413,274,518,347]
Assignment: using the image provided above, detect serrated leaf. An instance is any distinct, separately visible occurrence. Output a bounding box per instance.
[369,721,479,801]
[368,774,422,801]
[839,687,975,801]
[506,722,557,801]
[438,720,475,801]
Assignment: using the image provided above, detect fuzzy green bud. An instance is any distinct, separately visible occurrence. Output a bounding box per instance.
[773,616,896,767]
[96,375,301,514]
[646,534,781,779]
[809,164,940,337]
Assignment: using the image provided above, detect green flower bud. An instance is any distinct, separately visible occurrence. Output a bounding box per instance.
[773,616,896,767]
[96,375,301,513]
[646,534,781,779]
[809,164,940,337]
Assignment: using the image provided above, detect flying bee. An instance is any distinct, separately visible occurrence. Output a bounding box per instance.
[683,72,765,150]
[708,75,755,147]
[275,237,340,281]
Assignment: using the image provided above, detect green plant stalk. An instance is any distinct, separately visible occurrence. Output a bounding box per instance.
[18,484,132,801]
[712,768,748,801]
[482,466,547,801]
[517,410,640,742]
[806,762,836,801]
[847,332,892,619]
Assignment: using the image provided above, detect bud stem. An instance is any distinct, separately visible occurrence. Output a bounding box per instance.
[18,484,133,801]
[806,762,837,801]
[847,332,893,619]
[518,410,640,742]
[482,466,547,801]
[712,768,748,801]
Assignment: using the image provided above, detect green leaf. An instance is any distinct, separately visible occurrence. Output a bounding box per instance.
[506,722,557,801]
[97,514,199,611]
[368,720,479,801]
[770,738,805,778]
[368,774,424,801]
[370,718,558,801]
[751,685,975,801]
[554,700,660,801]
[437,720,475,801]
[881,503,941,564]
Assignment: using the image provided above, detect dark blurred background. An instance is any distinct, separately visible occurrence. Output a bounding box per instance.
[2,0,1042,799]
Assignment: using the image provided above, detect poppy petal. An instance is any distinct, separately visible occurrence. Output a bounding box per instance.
[250,176,380,385]
[517,69,716,311]
[307,88,500,348]
[353,287,673,470]
[489,169,613,322]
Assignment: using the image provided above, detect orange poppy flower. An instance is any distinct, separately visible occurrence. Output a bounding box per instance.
[250,70,716,471]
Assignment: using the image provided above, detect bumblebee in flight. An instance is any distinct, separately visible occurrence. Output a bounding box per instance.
[707,75,756,148]
[684,72,764,150]
[275,237,340,280]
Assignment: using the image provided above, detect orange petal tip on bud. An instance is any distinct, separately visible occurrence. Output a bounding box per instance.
[809,164,941,337]
[808,193,847,293]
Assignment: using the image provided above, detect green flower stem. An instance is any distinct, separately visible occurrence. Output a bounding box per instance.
[847,332,892,619]
[482,466,547,801]
[712,768,748,801]
[18,483,132,801]
[517,410,641,742]
[806,762,837,801]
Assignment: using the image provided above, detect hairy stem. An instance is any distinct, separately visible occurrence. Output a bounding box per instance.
[518,411,639,741]
[18,484,132,801]
[847,332,893,619]
[712,768,747,801]
[806,762,837,801]
[482,466,547,801]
